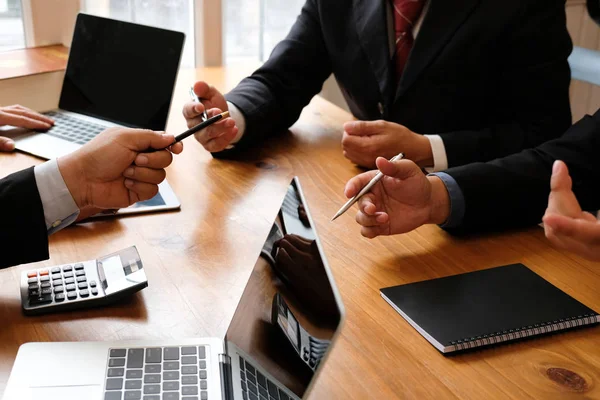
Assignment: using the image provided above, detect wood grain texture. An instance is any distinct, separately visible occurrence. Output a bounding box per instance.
[0,45,68,81]
[1,67,600,399]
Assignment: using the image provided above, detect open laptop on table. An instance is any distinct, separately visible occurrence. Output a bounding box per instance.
[3,178,345,400]
[2,13,185,214]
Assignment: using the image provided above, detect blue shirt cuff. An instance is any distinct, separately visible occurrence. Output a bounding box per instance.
[428,172,465,228]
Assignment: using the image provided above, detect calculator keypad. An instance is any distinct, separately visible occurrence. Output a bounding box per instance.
[25,263,100,307]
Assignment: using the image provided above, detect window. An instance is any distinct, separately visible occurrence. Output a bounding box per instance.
[83,0,195,67]
[0,0,25,51]
[225,0,305,63]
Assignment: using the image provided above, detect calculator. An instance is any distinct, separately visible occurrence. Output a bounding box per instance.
[20,246,148,316]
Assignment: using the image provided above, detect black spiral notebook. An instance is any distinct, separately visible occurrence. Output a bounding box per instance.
[380,264,599,353]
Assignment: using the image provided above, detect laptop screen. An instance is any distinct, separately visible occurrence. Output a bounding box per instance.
[225,179,343,399]
[59,14,184,130]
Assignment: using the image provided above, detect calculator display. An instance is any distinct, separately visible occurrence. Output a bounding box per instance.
[98,247,145,296]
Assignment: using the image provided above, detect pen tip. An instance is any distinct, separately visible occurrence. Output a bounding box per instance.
[221,111,230,118]
[330,214,339,222]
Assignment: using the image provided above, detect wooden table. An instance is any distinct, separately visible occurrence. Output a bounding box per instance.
[1,67,600,399]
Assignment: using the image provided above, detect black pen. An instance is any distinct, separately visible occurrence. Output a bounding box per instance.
[147,111,229,152]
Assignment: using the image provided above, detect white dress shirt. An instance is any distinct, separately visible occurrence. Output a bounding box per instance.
[225,0,447,172]
[33,159,80,235]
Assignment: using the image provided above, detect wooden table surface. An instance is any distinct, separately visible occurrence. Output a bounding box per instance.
[1,67,600,399]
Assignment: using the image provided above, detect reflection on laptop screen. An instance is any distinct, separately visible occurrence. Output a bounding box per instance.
[60,14,184,130]
[225,179,342,399]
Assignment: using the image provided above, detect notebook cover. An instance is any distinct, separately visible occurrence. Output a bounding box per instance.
[380,264,599,352]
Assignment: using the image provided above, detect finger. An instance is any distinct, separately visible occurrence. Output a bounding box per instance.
[344,170,378,198]
[182,101,206,120]
[0,136,15,152]
[122,129,175,151]
[341,132,362,151]
[360,225,386,239]
[376,157,422,180]
[358,194,378,215]
[134,149,173,169]
[343,120,387,136]
[3,108,54,125]
[123,166,166,185]
[582,211,598,222]
[203,127,239,152]
[193,81,221,101]
[545,226,596,259]
[124,179,160,203]
[543,213,600,246]
[550,160,571,192]
[355,210,387,227]
[0,111,52,130]
[169,141,184,155]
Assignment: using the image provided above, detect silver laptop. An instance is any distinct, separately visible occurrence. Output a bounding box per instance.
[4,13,184,160]
[3,178,345,400]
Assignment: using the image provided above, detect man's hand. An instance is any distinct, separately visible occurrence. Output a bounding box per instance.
[542,160,600,261]
[0,105,55,152]
[341,120,433,169]
[182,81,238,152]
[57,127,183,211]
[344,158,450,238]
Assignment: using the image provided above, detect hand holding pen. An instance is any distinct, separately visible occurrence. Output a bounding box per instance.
[182,81,239,152]
[336,155,450,238]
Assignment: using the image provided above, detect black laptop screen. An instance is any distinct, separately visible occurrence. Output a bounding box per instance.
[59,14,184,130]
[225,180,343,399]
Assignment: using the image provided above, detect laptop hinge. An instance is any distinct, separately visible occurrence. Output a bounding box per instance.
[219,353,234,400]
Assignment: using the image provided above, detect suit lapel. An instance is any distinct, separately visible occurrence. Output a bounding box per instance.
[353,0,394,105]
[395,0,481,100]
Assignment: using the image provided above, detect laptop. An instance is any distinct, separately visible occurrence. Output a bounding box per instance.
[3,13,185,160]
[3,178,345,400]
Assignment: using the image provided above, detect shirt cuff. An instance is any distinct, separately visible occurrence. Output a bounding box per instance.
[34,159,80,235]
[428,172,465,228]
[423,135,448,173]
[227,101,246,144]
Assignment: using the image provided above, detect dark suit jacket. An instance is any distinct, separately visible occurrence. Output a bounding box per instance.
[445,110,600,234]
[0,167,49,269]
[224,0,572,166]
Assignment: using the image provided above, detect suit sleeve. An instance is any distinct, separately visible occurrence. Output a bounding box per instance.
[440,0,573,167]
[0,167,49,268]
[444,111,600,234]
[221,0,331,153]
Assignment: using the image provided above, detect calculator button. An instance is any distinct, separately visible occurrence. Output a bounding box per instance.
[52,279,62,286]
[67,291,77,300]
[54,286,64,293]
[64,272,74,278]
[62,265,72,272]
[80,289,90,297]
[28,283,39,291]
[51,267,61,274]
[40,276,50,282]
[55,293,65,302]
[27,277,38,284]
[30,294,53,305]
[90,280,97,287]
[51,273,61,281]
[92,288,99,295]
[75,270,86,277]
[78,282,88,290]
[77,276,87,283]
[66,284,76,291]
[41,282,51,289]
[27,271,37,278]
[65,277,75,284]
[29,290,40,297]
[39,270,49,276]
[41,288,52,295]
[74,263,84,270]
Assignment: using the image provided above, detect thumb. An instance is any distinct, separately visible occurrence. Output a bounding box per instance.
[550,160,571,193]
[376,157,421,180]
[0,136,15,152]
[125,129,175,151]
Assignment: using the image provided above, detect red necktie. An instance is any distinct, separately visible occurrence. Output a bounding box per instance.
[391,0,426,82]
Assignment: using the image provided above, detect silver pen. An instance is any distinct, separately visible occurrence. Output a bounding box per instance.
[331,152,405,222]
[189,87,208,122]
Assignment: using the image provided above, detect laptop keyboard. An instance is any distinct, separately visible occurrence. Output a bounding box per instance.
[239,356,290,400]
[44,111,106,144]
[104,346,209,400]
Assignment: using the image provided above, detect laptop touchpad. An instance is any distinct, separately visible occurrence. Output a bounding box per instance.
[30,385,101,399]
